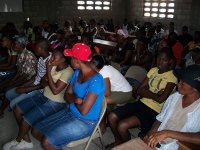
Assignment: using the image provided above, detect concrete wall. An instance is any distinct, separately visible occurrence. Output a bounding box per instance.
[0,0,58,30]
[56,0,126,26]
[0,0,199,33]
[0,0,126,30]
[127,0,200,33]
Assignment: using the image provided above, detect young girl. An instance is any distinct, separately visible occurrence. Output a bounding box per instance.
[107,47,178,148]
[117,65,200,150]
[91,55,132,105]
[3,50,73,150]
[91,55,133,133]
[31,43,105,150]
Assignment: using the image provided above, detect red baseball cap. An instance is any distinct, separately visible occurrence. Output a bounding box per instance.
[64,43,92,62]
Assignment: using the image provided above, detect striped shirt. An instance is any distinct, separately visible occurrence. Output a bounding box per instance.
[33,53,51,85]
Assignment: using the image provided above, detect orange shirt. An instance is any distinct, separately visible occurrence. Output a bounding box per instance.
[172,41,183,65]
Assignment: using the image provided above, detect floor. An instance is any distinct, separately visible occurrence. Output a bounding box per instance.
[0,108,140,150]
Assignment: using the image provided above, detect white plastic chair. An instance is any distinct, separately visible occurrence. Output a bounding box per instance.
[66,97,107,150]
[110,61,121,72]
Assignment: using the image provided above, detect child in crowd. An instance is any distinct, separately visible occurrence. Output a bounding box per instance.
[91,55,133,105]
[143,65,200,150]
[31,43,105,150]
[119,65,200,150]
[82,34,101,55]
[0,35,17,82]
[3,50,73,150]
[107,47,177,148]
[0,39,51,116]
[91,55,133,132]
[0,36,37,117]
[112,29,134,75]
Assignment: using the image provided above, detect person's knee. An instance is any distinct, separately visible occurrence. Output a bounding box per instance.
[118,121,130,133]
[5,87,16,100]
[108,112,119,123]
[13,106,22,116]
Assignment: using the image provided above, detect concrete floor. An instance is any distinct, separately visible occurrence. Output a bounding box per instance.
[0,109,140,150]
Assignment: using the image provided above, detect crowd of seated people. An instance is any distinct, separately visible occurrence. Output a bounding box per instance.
[0,18,200,150]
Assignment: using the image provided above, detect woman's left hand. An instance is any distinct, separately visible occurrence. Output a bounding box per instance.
[74,98,83,104]
[147,130,170,148]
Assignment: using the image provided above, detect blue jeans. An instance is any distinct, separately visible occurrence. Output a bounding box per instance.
[34,109,97,149]
[17,93,66,126]
[6,88,41,109]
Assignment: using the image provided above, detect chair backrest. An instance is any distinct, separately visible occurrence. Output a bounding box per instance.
[110,61,120,72]
[125,65,147,83]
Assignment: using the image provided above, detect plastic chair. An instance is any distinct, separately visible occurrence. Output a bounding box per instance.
[66,97,107,150]
[110,61,120,72]
[125,65,147,83]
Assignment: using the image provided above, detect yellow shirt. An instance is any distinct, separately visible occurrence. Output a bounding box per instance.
[141,67,177,113]
[44,66,74,103]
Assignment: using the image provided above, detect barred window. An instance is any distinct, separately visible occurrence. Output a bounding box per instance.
[77,0,111,10]
[144,0,175,18]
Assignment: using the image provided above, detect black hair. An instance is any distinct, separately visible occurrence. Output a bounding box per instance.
[182,26,188,31]
[158,47,174,60]
[169,31,178,39]
[82,33,93,43]
[67,34,78,44]
[91,55,106,70]
[2,34,14,42]
[54,49,71,65]
[36,39,50,51]
[56,29,65,35]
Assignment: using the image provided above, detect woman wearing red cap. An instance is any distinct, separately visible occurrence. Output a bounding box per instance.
[31,43,105,150]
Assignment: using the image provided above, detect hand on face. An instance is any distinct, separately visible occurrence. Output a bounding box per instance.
[46,59,53,72]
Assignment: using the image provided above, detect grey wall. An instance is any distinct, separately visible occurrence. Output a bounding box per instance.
[127,0,200,33]
[56,0,126,26]
[0,0,58,30]
[0,0,126,30]
[0,0,199,33]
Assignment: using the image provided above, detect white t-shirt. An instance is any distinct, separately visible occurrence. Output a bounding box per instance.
[99,65,132,92]
[156,92,200,150]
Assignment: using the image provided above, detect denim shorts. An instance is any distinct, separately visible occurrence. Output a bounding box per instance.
[113,101,158,134]
[17,93,66,126]
[34,109,97,149]
[6,88,41,109]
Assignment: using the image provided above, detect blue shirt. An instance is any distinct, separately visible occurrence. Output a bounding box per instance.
[69,69,105,121]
